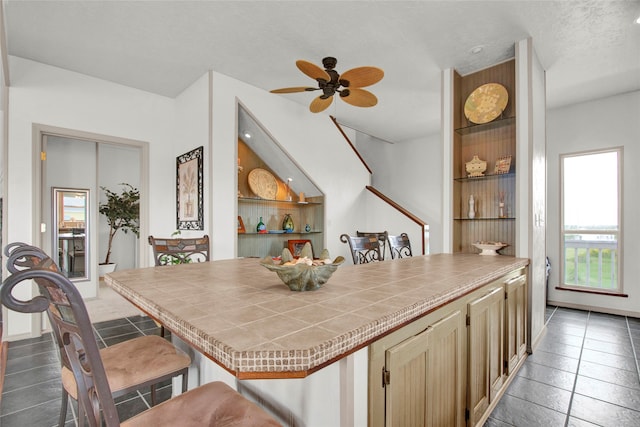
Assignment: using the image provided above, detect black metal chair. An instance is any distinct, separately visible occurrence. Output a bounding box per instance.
[340,234,383,264]
[148,235,210,265]
[388,233,413,259]
[1,243,281,427]
[356,231,389,260]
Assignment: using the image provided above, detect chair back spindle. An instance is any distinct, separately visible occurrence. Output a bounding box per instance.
[388,233,413,259]
[340,234,383,264]
[356,231,388,260]
[148,235,210,265]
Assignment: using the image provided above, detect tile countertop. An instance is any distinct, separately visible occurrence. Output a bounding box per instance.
[104,253,529,379]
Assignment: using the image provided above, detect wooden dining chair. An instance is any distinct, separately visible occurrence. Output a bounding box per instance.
[356,231,389,260]
[147,235,210,336]
[288,239,313,258]
[388,232,413,259]
[148,235,210,265]
[340,234,383,264]
[1,244,281,427]
[3,243,191,427]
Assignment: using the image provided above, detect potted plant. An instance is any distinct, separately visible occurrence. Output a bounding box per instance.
[98,183,140,275]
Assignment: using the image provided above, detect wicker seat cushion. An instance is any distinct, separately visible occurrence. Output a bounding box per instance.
[61,335,190,400]
[122,381,281,426]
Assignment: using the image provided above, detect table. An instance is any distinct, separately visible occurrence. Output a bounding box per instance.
[105,254,528,426]
[105,254,528,378]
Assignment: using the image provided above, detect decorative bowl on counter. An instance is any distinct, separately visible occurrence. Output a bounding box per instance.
[473,241,508,256]
[260,243,344,291]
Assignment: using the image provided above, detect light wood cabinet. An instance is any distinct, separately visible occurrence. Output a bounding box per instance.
[385,310,465,427]
[467,286,504,426]
[504,272,527,374]
[368,267,527,427]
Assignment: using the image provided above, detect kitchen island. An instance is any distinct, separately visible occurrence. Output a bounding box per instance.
[105,253,529,426]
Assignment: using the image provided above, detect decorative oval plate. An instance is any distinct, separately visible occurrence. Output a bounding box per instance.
[464,83,509,124]
[248,168,278,199]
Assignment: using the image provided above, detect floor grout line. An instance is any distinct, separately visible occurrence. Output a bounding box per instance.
[563,310,590,427]
[625,317,640,383]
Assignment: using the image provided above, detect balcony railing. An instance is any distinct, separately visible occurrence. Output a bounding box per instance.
[564,238,618,290]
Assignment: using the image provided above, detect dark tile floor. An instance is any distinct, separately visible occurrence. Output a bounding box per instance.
[486,306,640,426]
[1,307,640,426]
[0,315,173,426]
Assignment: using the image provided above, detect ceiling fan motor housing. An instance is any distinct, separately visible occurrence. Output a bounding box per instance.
[322,57,337,70]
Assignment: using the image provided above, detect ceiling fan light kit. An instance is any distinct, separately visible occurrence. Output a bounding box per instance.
[271,57,384,113]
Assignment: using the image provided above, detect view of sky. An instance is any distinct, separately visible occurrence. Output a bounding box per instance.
[563,150,619,229]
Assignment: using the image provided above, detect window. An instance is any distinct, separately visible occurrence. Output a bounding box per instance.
[560,148,622,293]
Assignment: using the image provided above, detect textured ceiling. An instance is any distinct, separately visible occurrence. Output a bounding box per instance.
[4,1,640,143]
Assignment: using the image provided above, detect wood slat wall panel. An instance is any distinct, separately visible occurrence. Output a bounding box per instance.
[237,139,325,258]
[453,59,516,255]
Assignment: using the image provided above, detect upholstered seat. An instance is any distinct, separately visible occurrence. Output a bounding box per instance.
[60,335,190,400]
[1,242,281,427]
[121,381,279,427]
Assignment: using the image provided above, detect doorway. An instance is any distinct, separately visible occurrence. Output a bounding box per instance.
[36,125,149,300]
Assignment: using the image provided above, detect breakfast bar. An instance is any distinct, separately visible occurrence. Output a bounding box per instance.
[105,253,529,426]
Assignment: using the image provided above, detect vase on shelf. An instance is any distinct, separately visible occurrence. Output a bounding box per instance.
[256,216,266,233]
[468,195,476,219]
[282,213,294,232]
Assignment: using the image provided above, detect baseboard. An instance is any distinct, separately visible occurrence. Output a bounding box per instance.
[547,300,640,319]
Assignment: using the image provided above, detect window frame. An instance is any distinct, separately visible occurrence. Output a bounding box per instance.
[558,147,624,295]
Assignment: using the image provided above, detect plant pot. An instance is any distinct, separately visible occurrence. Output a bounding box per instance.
[98,263,117,278]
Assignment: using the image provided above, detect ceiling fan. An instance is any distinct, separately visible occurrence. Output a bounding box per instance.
[270,57,384,113]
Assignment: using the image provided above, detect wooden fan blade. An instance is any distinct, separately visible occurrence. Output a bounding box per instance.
[339,66,384,88]
[309,95,333,113]
[270,87,317,94]
[341,88,378,107]
[296,60,331,82]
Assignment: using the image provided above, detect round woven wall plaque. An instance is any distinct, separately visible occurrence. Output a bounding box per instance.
[248,168,278,199]
[464,83,508,124]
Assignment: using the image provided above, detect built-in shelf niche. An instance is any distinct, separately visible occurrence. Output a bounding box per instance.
[452,59,516,256]
[237,106,324,258]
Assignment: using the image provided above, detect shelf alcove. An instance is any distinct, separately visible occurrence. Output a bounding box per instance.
[237,105,325,258]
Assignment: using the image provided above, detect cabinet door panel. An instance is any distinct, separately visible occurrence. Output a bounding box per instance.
[468,287,504,426]
[505,274,527,374]
[385,310,465,427]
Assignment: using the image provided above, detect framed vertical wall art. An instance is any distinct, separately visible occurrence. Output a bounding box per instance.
[177,146,203,230]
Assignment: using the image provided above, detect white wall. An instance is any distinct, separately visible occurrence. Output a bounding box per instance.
[357,132,443,254]
[546,90,640,316]
[516,38,548,348]
[5,57,175,338]
[170,73,210,239]
[208,71,372,262]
